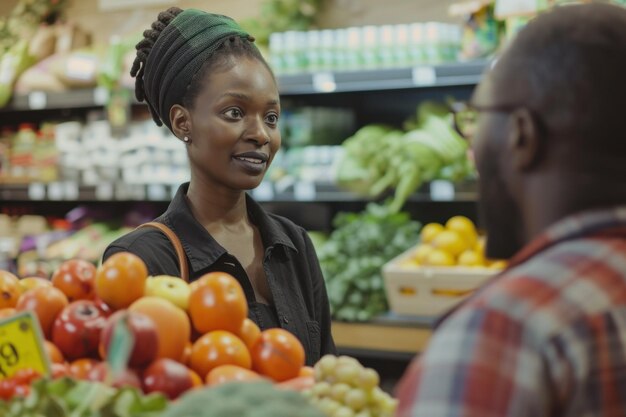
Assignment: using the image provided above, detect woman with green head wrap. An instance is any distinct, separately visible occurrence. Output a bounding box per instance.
[103,7,336,365]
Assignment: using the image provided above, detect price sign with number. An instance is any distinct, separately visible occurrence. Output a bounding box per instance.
[0,312,50,380]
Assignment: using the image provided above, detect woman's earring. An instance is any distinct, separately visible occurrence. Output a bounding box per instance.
[183,136,190,143]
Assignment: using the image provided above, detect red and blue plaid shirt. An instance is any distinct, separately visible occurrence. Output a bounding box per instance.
[396,206,626,417]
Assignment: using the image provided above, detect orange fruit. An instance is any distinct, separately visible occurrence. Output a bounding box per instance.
[16,286,68,339]
[95,252,147,310]
[189,272,247,335]
[250,328,305,382]
[44,340,64,364]
[237,318,261,351]
[190,330,251,379]
[206,364,263,386]
[0,271,22,309]
[129,296,190,361]
[180,341,192,366]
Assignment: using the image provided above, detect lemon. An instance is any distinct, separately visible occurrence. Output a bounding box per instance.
[474,236,486,255]
[432,230,468,257]
[425,249,456,267]
[488,260,508,270]
[420,223,444,244]
[457,250,485,267]
[446,215,478,247]
[398,258,420,269]
[413,244,434,264]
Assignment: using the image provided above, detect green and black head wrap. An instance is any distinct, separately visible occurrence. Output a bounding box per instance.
[138,9,254,131]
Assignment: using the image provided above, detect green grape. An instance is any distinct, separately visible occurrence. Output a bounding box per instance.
[330,383,351,402]
[354,410,373,417]
[333,406,356,417]
[316,354,339,376]
[379,396,398,414]
[337,355,361,367]
[344,388,367,411]
[357,368,380,390]
[370,387,388,405]
[336,364,360,385]
[312,381,332,397]
[317,397,342,415]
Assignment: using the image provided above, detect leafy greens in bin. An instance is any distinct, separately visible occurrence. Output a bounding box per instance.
[0,377,168,417]
[317,204,421,321]
[335,101,473,212]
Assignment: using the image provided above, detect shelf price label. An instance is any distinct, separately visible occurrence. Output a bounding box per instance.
[28,91,47,110]
[412,66,436,86]
[312,72,337,93]
[430,180,455,201]
[294,181,316,201]
[0,312,50,380]
[27,183,46,201]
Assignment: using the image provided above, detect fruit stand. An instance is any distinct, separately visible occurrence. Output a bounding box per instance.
[0,255,399,417]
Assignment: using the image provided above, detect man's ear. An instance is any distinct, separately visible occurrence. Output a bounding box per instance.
[170,104,192,140]
[507,108,542,171]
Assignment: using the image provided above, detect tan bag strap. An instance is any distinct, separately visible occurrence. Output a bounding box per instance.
[135,222,189,282]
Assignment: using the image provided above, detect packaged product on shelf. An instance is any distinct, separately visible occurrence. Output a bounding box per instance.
[9,124,37,181]
[450,0,503,60]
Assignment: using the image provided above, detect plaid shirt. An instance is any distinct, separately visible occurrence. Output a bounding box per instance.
[396,206,626,417]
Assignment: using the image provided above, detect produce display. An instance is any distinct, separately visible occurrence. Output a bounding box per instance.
[317,204,421,321]
[335,102,473,213]
[0,254,397,416]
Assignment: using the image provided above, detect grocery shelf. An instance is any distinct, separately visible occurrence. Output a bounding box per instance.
[277,60,488,95]
[0,61,487,111]
[332,313,435,355]
[0,180,478,204]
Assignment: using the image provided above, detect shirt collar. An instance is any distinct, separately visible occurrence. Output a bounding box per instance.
[507,205,626,268]
[435,205,626,328]
[161,183,297,273]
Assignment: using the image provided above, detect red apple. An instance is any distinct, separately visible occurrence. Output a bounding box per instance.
[51,259,97,302]
[93,298,112,316]
[52,300,108,361]
[87,362,141,389]
[100,310,159,368]
[142,358,195,399]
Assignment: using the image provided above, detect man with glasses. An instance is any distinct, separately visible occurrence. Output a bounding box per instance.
[396,3,626,416]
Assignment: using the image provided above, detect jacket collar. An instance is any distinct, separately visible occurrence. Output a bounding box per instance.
[161,183,297,273]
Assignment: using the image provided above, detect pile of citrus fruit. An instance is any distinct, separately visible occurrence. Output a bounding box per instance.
[399,215,507,269]
[0,253,311,401]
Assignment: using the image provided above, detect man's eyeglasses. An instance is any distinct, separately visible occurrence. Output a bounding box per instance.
[451,102,523,141]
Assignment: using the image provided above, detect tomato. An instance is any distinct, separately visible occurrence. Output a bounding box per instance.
[51,259,97,302]
[190,330,251,379]
[188,272,247,334]
[237,318,261,350]
[15,286,69,339]
[0,379,16,400]
[11,368,42,385]
[44,340,65,364]
[51,363,71,379]
[250,328,305,382]
[12,384,30,397]
[95,252,147,310]
[69,358,99,380]
[205,364,263,386]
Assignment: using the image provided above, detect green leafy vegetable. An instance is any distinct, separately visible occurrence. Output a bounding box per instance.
[0,377,168,417]
[318,204,421,321]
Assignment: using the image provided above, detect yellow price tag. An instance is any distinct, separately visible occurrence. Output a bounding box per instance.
[0,311,50,380]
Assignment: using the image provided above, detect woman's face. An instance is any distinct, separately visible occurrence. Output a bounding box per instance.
[186,56,281,192]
